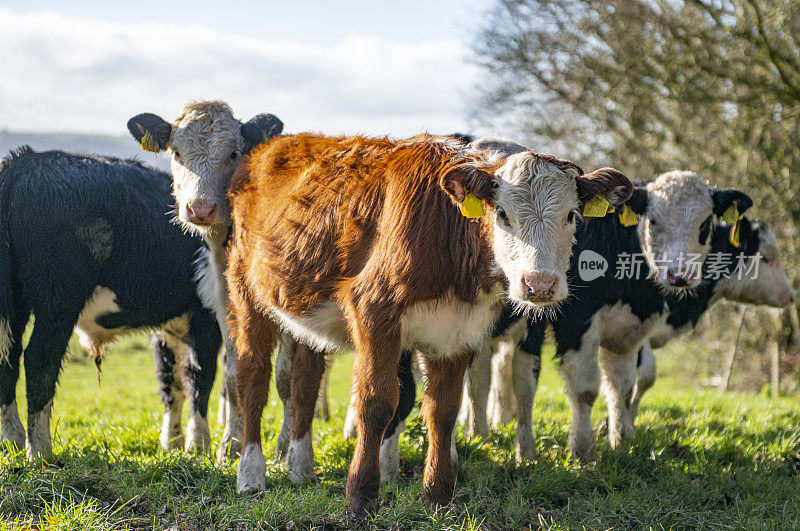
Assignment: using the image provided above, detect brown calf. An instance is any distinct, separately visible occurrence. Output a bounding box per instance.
[226,133,632,517]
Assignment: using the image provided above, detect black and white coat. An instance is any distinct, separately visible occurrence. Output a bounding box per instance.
[0,147,221,459]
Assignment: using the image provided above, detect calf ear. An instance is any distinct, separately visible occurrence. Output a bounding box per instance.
[127,113,172,153]
[240,114,284,153]
[440,164,497,211]
[712,188,753,217]
[575,167,633,208]
[626,188,649,214]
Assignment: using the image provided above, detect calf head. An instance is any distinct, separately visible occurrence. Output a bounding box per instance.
[442,148,632,311]
[627,170,752,289]
[127,100,283,238]
[714,219,795,307]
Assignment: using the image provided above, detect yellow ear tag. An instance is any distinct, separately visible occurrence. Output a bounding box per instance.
[619,205,638,227]
[729,221,741,248]
[140,130,160,153]
[720,204,740,224]
[582,196,610,218]
[460,192,485,218]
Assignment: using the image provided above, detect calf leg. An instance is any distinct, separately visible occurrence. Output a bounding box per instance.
[217,349,228,428]
[287,340,325,483]
[274,334,293,461]
[184,309,221,454]
[24,314,77,460]
[229,281,277,494]
[420,353,471,507]
[152,334,185,451]
[598,346,637,450]
[217,330,243,463]
[380,350,415,483]
[512,349,541,462]
[629,342,656,422]
[487,339,517,428]
[345,326,401,519]
[342,381,358,439]
[462,344,491,438]
[0,307,27,450]
[315,357,331,421]
[559,338,600,463]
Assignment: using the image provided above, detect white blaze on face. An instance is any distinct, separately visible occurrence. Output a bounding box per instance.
[638,171,714,287]
[492,153,579,308]
[719,225,796,308]
[169,101,245,233]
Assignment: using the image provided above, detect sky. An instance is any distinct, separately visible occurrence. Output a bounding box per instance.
[0,1,493,138]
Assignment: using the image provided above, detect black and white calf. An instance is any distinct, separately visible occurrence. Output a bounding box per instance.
[472,215,792,458]
[127,100,284,463]
[0,147,221,458]
[628,218,795,418]
[461,166,753,462]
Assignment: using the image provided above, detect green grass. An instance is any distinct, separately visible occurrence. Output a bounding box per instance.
[2,333,800,529]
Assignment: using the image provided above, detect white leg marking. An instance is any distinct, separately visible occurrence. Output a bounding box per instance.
[379,421,403,484]
[237,442,267,494]
[184,412,211,454]
[512,352,538,462]
[216,338,242,463]
[1,399,26,450]
[343,387,358,439]
[160,378,185,451]
[560,330,600,463]
[287,432,317,484]
[487,339,517,428]
[630,341,657,422]
[599,346,637,450]
[463,345,491,438]
[275,335,292,460]
[0,318,11,365]
[26,399,53,460]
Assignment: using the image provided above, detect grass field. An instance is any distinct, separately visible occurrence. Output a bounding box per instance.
[2,332,800,530]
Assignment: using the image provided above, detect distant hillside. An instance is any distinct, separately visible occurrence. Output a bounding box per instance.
[0,130,170,171]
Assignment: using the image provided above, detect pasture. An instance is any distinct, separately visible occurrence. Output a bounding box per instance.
[2,331,800,530]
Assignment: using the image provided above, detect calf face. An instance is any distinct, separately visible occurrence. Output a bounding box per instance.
[627,170,752,289]
[445,149,631,309]
[468,138,631,308]
[128,100,283,236]
[720,220,795,307]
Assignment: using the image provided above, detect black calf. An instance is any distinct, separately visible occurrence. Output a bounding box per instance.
[0,146,220,458]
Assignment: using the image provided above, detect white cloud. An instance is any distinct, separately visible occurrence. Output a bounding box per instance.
[0,8,479,137]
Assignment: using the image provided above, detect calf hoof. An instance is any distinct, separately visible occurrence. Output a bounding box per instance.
[275,425,290,462]
[514,431,536,463]
[236,443,266,494]
[287,434,317,484]
[1,402,26,452]
[422,480,455,508]
[160,434,185,452]
[346,495,379,522]
[216,436,241,464]
[185,415,211,454]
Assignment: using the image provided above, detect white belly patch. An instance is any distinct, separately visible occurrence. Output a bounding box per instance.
[271,284,505,358]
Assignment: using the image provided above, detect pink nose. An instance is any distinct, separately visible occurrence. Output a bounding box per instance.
[666,267,697,287]
[186,200,219,226]
[522,272,559,302]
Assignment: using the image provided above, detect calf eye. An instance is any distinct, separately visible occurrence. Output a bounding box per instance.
[649,216,657,227]
[173,150,182,163]
[567,210,576,224]
[761,255,773,265]
[698,216,712,244]
[496,207,509,224]
[230,151,239,160]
